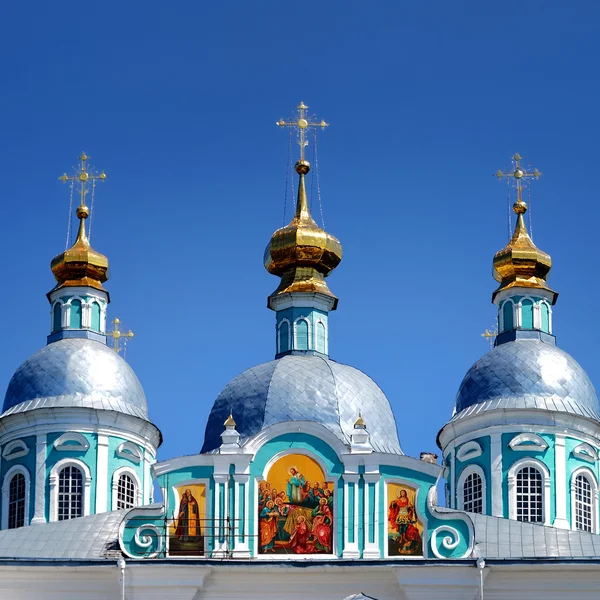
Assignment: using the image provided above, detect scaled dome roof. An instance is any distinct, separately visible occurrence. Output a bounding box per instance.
[453,339,600,422]
[2,338,149,420]
[201,354,402,454]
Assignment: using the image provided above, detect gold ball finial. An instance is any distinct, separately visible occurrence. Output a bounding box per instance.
[76,205,90,219]
[513,200,527,214]
[295,160,310,175]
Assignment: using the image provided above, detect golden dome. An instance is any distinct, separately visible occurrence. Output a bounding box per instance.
[265,160,342,303]
[50,204,109,293]
[492,194,555,302]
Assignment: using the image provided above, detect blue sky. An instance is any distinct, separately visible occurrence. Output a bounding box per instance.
[1,2,599,461]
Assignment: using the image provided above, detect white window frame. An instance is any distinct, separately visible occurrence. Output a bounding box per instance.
[570,467,598,534]
[1,465,31,529]
[53,432,90,452]
[314,318,328,355]
[457,464,486,514]
[49,458,92,522]
[2,439,29,461]
[539,300,553,334]
[277,318,291,355]
[508,458,550,525]
[293,317,312,351]
[499,299,515,333]
[111,466,142,510]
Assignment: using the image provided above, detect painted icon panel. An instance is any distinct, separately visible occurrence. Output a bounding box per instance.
[169,483,206,556]
[387,482,423,556]
[259,453,334,554]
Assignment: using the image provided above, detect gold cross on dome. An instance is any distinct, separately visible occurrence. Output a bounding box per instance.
[481,328,497,349]
[276,101,329,161]
[494,153,541,197]
[59,152,107,207]
[108,317,135,359]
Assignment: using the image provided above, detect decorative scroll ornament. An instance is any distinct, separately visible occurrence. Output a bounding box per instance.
[133,524,163,558]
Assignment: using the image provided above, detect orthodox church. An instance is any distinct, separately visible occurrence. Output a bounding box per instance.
[0,106,600,599]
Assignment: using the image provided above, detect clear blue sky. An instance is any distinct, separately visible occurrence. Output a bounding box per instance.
[1,2,598,461]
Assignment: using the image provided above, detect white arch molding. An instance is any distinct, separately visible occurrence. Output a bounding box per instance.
[293,316,312,351]
[277,318,291,354]
[2,439,29,460]
[111,466,142,510]
[1,465,31,529]
[570,466,599,534]
[507,457,551,525]
[48,457,92,521]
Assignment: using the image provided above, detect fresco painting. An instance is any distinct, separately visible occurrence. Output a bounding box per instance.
[169,483,206,556]
[259,454,334,554]
[387,482,423,556]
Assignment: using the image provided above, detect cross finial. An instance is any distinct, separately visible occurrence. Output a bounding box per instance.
[276,101,329,161]
[481,328,497,349]
[59,152,107,208]
[494,153,541,202]
[107,317,135,359]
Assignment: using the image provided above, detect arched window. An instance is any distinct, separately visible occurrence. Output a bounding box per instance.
[116,473,137,510]
[58,465,83,521]
[69,300,82,329]
[540,302,550,333]
[91,302,101,332]
[521,299,534,330]
[296,319,309,350]
[515,466,543,522]
[316,321,326,354]
[278,321,289,354]
[8,473,26,529]
[502,301,514,332]
[53,303,62,333]
[574,473,594,532]
[462,472,483,513]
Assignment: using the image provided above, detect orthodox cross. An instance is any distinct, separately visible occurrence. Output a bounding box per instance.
[276,101,329,161]
[481,328,497,349]
[108,317,135,359]
[494,153,541,196]
[59,152,107,207]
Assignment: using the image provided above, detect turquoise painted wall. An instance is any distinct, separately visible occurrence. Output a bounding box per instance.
[107,435,146,510]
[455,435,491,512]
[501,432,555,522]
[0,435,37,526]
[276,307,328,354]
[45,431,99,519]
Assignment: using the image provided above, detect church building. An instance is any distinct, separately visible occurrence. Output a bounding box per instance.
[0,106,599,599]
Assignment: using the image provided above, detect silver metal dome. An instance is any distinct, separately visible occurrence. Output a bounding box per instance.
[2,338,149,420]
[201,354,402,454]
[453,339,600,422]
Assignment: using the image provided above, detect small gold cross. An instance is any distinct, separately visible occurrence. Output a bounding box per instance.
[481,328,497,349]
[59,152,107,208]
[494,153,541,198]
[108,317,134,359]
[276,101,328,161]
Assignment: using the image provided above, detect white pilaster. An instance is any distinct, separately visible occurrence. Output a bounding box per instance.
[490,433,503,517]
[31,434,47,524]
[95,434,109,513]
[144,451,153,504]
[554,433,569,528]
[363,473,381,558]
[448,444,456,509]
[212,474,229,557]
[342,473,360,558]
[233,474,250,557]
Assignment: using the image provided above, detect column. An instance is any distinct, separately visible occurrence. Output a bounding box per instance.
[554,434,569,528]
[363,473,381,558]
[490,433,503,517]
[212,474,229,557]
[96,433,109,513]
[342,473,360,558]
[31,434,47,524]
[233,474,250,557]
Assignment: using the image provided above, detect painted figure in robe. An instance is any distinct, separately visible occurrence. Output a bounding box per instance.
[175,489,201,542]
[311,496,333,552]
[388,488,422,555]
[259,500,279,552]
[287,467,306,504]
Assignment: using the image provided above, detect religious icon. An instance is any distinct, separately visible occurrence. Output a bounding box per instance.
[169,484,206,556]
[387,483,423,556]
[258,454,334,554]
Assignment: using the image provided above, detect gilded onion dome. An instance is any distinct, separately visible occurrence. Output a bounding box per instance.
[264,160,342,304]
[50,203,109,293]
[492,193,555,302]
